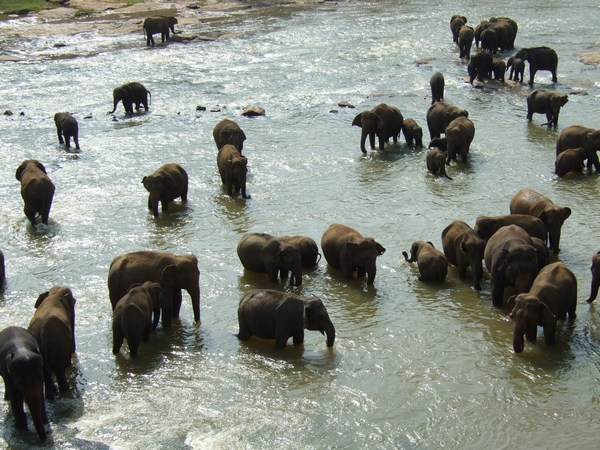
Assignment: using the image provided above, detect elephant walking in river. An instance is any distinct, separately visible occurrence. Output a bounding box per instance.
[143,16,178,46]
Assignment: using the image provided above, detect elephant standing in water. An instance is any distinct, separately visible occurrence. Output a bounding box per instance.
[514,46,558,86]
[445,116,475,163]
[213,119,246,152]
[426,102,469,140]
[587,251,600,303]
[441,220,486,290]
[426,147,452,179]
[237,289,335,348]
[280,235,321,268]
[402,241,448,283]
[15,159,55,227]
[556,125,600,172]
[474,214,547,242]
[109,82,151,115]
[217,144,250,198]
[458,25,474,60]
[554,147,588,177]
[430,72,444,104]
[54,112,80,150]
[142,163,188,217]
[450,15,467,45]
[506,57,525,82]
[143,16,178,46]
[526,89,568,128]
[352,103,403,154]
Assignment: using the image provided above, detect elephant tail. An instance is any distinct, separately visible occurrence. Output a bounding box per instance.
[148,90,152,106]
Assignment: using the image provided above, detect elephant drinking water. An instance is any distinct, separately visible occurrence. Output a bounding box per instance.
[109,82,151,115]
[352,103,403,154]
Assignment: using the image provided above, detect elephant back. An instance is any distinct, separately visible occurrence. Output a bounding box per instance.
[237,233,273,272]
[321,224,357,269]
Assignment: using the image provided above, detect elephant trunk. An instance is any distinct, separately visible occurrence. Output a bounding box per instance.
[512,325,525,353]
[290,267,303,286]
[23,383,48,439]
[149,191,160,217]
[109,95,120,114]
[366,261,377,285]
[548,230,561,254]
[587,275,599,303]
[360,129,369,154]
[323,320,335,347]
[402,251,413,262]
[189,284,201,323]
[471,258,483,291]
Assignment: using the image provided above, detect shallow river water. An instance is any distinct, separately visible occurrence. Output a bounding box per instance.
[1,0,600,448]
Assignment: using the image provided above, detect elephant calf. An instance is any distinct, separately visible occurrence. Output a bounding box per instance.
[430,72,444,104]
[112,282,163,357]
[403,241,448,283]
[142,163,188,217]
[445,116,475,164]
[280,235,321,268]
[474,214,547,242]
[15,159,55,227]
[109,82,151,115]
[213,118,246,153]
[441,220,485,290]
[506,56,525,83]
[554,147,587,177]
[556,125,600,172]
[526,89,568,128]
[402,118,423,148]
[237,289,335,348]
[217,144,250,198]
[28,286,76,400]
[54,112,80,150]
[426,147,452,179]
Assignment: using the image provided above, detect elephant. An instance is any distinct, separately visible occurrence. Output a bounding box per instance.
[468,50,493,83]
[473,20,488,48]
[450,15,467,45]
[526,89,568,128]
[586,251,600,303]
[474,214,547,242]
[555,147,587,177]
[486,17,518,51]
[484,224,540,307]
[480,28,498,54]
[509,188,571,254]
[213,118,246,153]
[441,220,486,290]
[54,112,80,150]
[426,147,452,180]
[556,125,600,172]
[402,241,448,283]
[143,16,178,46]
[237,233,303,286]
[321,223,386,285]
[402,118,423,147]
[426,102,469,140]
[514,46,558,86]
[108,82,151,115]
[27,286,76,400]
[217,144,250,198]
[0,326,49,439]
[430,72,444,104]
[492,57,506,82]
[142,163,188,217]
[237,289,335,349]
[506,56,525,83]
[15,159,55,227]
[445,116,475,163]
[112,281,163,357]
[509,262,577,353]
[458,25,474,60]
[531,237,550,271]
[428,137,447,151]
[352,103,403,154]
[108,251,200,326]
[280,235,321,268]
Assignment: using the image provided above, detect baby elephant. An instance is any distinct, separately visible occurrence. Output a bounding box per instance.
[280,235,321,268]
[237,289,335,348]
[15,159,55,227]
[554,147,587,177]
[54,112,80,150]
[506,56,525,83]
[217,144,250,198]
[402,118,423,147]
[213,118,246,152]
[426,147,452,179]
[402,241,448,282]
[142,163,188,218]
[112,281,163,357]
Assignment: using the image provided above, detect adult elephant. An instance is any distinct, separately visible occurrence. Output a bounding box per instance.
[217,144,250,198]
[15,159,55,227]
[441,220,486,290]
[28,286,76,400]
[468,50,493,83]
[556,125,600,172]
[445,116,475,163]
[143,16,178,46]
[450,15,467,45]
[526,89,568,128]
[514,46,558,86]
[352,103,403,154]
[402,241,448,283]
[142,163,188,217]
[54,112,80,150]
[458,25,474,60]
[108,82,151,115]
[430,72,444,104]
[112,281,163,357]
[509,262,577,353]
[108,251,200,326]
[506,56,525,83]
[479,28,498,54]
[587,251,600,303]
[237,289,335,348]
[237,233,303,286]
[402,118,423,147]
[426,101,469,140]
[426,147,452,180]
[280,235,321,268]
[213,119,246,152]
[509,188,571,254]
[484,225,539,307]
[488,17,518,51]
[321,223,385,285]
[474,214,547,242]
[0,326,49,440]
[473,20,488,48]
[555,147,588,177]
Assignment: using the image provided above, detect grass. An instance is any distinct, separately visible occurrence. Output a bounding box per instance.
[0,0,144,17]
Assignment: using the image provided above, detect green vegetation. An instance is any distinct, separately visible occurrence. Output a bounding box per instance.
[0,0,60,16]
[74,7,95,17]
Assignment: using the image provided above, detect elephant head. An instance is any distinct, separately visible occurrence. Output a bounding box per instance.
[499,245,538,295]
[226,154,249,198]
[539,205,571,254]
[587,251,600,303]
[266,240,303,286]
[344,236,386,285]
[352,110,382,154]
[126,281,163,329]
[583,130,600,153]
[142,172,176,217]
[303,297,336,347]
[460,236,485,290]
[509,294,556,353]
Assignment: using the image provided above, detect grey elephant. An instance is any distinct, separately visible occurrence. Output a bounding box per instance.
[237,289,335,348]
[586,251,600,303]
[484,225,539,307]
[468,50,493,83]
[555,147,588,177]
[441,220,486,290]
[514,46,558,86]
[54,112,80,150]
[112,281,163,357]
[430,72,444,104]
[510,188,571,254]
[509,262,577,353]
[108,82,151,115]
[28,286,76,400]
[458,25,474,60]
[142,163,188,217]
[108,251,200,326]
[479,28,498,54]
[15,159,55,227]
[556,125,600,172]
[217,144,250,198]
[492,57,506,82]
[402,241,448,283]
[506,56,525,83]
[473,20,488,47]
[445,116,475,163]
[402,118,423,147]
[485,17,518,51]
[450,15,467,44]
[426,101,469,140]
[237,233,303,286]
[0,326,49,440]
[143,16,178,46]
[526,89,568,128]
[426,147,452,180]
[321,223,385,285]
[474,214,547,242]
[280,235,321,268]
[428,137,447,151]
[213,118,246,152]
[352,103,403,154]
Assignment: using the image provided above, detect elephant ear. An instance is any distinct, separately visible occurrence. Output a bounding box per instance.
[275,295,303,325]
[161,264,178,289]
[15,162,26,181]
[562,207,572,220]
[34,160,47,174]
[60,290,76,312]
[497,248,510,272]
[507,295,517,312]
[142,176,155,192]
[351,112,363,127]
[375,242,386,255]
[376,116,384,132]
[34,291,50,308]
[540,302,556,326]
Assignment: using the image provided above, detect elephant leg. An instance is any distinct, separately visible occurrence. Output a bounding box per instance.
[551,69,557,83]
[172,289,183,318]
[274,327,289,349]
[43,368,55,400]
[24,205,37,227]
[56,370,69,393]
[279,268,289,279]
[128,336,140,358]
[181,185,188,202]
[143,323,151,342]
[267,269,279,282]
[528,68,537,86]
[357,266,366,277]
[112,330,124,355]
[236,314,252,340]
[161,199,169,212]
[9,392,28,430]
[57,128,64,144]
[369,132,376,150]
[490,273,505,307]
[292,330,304,345]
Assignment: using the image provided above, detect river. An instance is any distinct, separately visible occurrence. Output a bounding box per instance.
[0,0,599,448]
